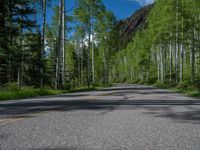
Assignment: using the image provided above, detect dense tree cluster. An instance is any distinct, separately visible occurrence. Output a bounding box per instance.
[45,0,116,89]
[2,0,198,90]
[0,0,116,89]
[0,0,42,87]
[110,0,200,86]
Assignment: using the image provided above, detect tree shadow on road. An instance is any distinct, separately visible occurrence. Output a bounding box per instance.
[1,85,200,124]
[31,147,82,150]
[1,96,200,124]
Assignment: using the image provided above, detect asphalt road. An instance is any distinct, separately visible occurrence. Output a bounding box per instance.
[0,84,200,150]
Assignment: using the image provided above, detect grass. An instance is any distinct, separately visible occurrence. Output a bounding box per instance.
[0,83,110,101]
[170,87,200,98]
[0,87,66,101]
[155,82,200,98]
[5,81,199,101]
[126,79,200,98]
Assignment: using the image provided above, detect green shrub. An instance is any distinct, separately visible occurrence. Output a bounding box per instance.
[185,90,199,97]
[63,82,72,90]
[176,82,190,90]
[0,84,107,101]
[2,82,19,91]
[0,87,66,101]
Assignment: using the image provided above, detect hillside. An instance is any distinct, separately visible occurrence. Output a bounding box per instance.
[117,4,153,49]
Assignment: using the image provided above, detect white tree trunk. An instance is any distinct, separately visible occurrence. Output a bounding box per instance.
[169,41,173,83]
[61,0,65,86]
[180,17,184,83]
[175,0,179,83]
[91,20,95,84]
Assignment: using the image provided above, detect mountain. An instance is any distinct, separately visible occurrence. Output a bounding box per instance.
[117,4,153,49]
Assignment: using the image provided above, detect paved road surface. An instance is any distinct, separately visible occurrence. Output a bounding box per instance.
[0,84,200,150]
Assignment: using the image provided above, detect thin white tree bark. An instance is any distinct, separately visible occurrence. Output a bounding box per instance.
[81,36,84,84]
[61,0,65,86]
[180,17,184,83]
[91,20,95,84]
[169,40,173,83]
[87,6,91,87]
[175,0,179,83]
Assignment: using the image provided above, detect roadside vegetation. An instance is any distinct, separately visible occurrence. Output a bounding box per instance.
[0,83,108,101]
[0,0,115,100]
[155,82,200,98]
[110,0,200,98]
[1,0,200,100]
[0,83,64,100]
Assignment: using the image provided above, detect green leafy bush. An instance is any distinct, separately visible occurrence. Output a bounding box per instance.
[0,87,66,101]
[2,82,19,91]
[0,84,107,101]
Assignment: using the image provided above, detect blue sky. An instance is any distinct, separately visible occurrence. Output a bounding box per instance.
[102,0,141,20]
[46,0,154,23]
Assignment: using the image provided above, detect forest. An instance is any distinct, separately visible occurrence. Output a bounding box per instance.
[0,0,200,99]
[111,0,200,96]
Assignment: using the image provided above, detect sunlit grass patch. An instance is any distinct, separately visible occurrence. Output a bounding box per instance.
[0,83,110,101]
[0,87,66,101]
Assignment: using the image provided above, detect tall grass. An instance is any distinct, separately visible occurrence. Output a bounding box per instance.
[0,86,66,101]
[0,83,110,101]
[155,81,200,98]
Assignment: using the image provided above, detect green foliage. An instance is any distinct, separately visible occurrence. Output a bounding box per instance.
[2,82,19,91]
[110,0,200,89]
[0,0,117,92]
[0,0,42,86]
[0,82,109,100]
[3,0,200,99]
[0,86,66,101]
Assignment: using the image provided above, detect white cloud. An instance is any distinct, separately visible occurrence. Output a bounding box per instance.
[129,0,154,6]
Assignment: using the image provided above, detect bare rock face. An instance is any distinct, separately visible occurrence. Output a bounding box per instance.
[117,4,153,49]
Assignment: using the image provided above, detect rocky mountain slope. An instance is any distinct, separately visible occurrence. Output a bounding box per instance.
[117,4,153,49]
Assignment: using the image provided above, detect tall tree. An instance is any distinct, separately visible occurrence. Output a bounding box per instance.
[74,0,104,86]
